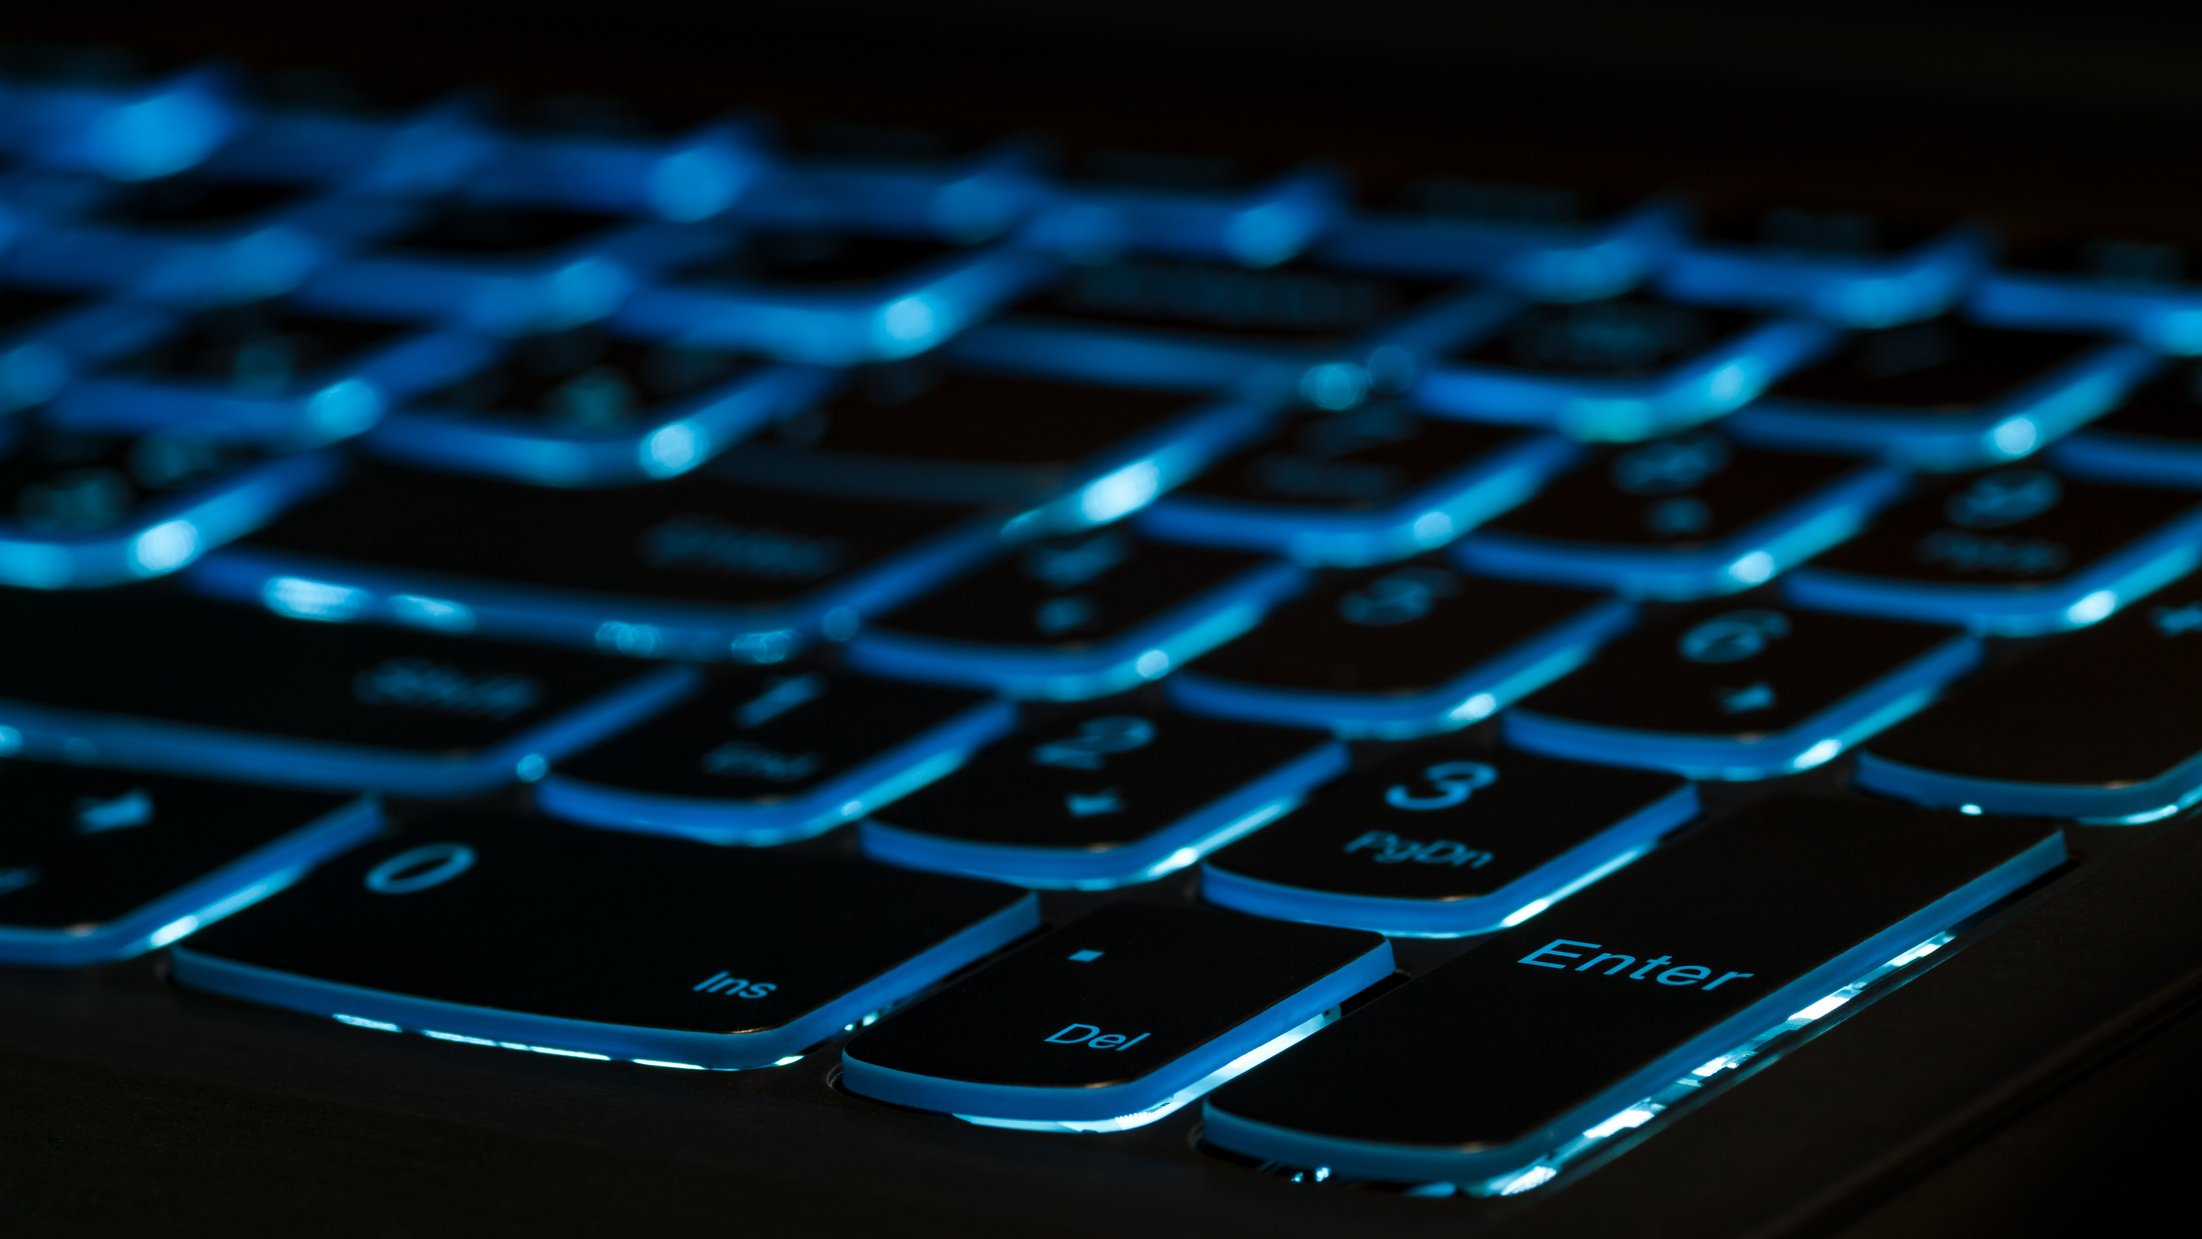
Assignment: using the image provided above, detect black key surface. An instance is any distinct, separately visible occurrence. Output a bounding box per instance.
[842,903,1390,1123]
[404,325,762,429]
[1203,796,2065,1182]
[1015,257,1451,347]
[1171,559,1622,737]
[1204,746,1693,935]
[712,366,1220,501]
[540,667,1010,844]
[854,527,1295,697]
[0,585,689,795]
[1859,578,2202,821]
[1443,294,1760,378]
[1507,594,1973,778]
[2001,236,2196,285]
[381,204,626,260]
[1462,431,1881,593]
[0,425,297,534]
[1765,318,2100,411]
[0,763,376,966]
[214,461,994,657]
[84,177,304,232]
[1693,205,1944,257]
[665,230,971,290]
[102,302,417,392]
[861,705,1343,887]
[1789,465,2202,633]
[170,811,1040,1069]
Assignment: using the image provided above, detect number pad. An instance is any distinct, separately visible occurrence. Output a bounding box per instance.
[537,668,1012,845]
[860,705,1343,888]
[1788,466,2202,635]
[0,763,377,966]
[169,810,1039,1070]
[852,528,1300,700]
[1204,746,1693,936]
[1459,431,1899,597]
[1145,403,1573,564]
[1859,576,2202,822]
[1169,558,1628,737]
[1507,595,1976,779]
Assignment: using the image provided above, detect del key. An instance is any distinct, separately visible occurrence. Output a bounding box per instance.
[1203,796,2063,1183]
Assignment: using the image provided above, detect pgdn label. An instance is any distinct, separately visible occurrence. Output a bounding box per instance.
[353,658,541,719]
[1345,830,1493,868]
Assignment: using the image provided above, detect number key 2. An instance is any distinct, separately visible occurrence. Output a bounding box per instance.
[1204,745,1693,936]
[860,704,1343,888]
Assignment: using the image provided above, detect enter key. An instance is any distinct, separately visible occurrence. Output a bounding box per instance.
[1202,795,2065,1183]
[841,904,1391,1129]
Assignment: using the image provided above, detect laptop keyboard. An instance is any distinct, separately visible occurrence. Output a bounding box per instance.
[0,52,2195,1200]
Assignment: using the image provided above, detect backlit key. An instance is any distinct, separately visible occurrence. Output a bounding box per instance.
[1506,596,1975,779]
[0,585,693,795]
[1203,746,1693,936]
[850,528,1301,700]
[538,668,1012,845]
[171,811,1039,1069]
[843,903,1390,1127]
[861,704,1343,888]
[1661,206,1988,324]
[1203,796,2064,1184]
[1787,466,2202,635]
[0,763,377,966]
[1859,576,2202,822]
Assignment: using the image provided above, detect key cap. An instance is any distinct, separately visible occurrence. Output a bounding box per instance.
[2055,358,2202,487]
[170,811,1039,1069]
[1039,150,1344,267]
[842,903,1390,1126]
[537,668,1012,845]
[1660,206,1987,324]
[1732,317,2155,470]
[1202,796,2065,1184]
[951,254,1507,401]
[1203,747,1694,936]
[1,62,237,181]
[0,424,337,587]
[1858,577,2202,822]
[1143,402,1577,565]
[0,585,693,795]
[1786,466,2202,635]
[0,173,413,305]
[298,202,720,331]
[617,227,1057,363]
[54,300,490,444]
[709,366,1267,525]
[205,75,490,196]
[0,763,378,966]
[1417,292,1836,441]
[470,105,761,222]
[195,463,1003,660]
[850,528,1302,700]
[0,287,170,415]
[862,705,1344,888]
[1506,596,1975,778]
[366,324,828,485]
[1170,560,1628,738]
[742,119,1045,242]
[1974,236,2202,353]
[1318,178,1681,300]
[1457,431,1900,598]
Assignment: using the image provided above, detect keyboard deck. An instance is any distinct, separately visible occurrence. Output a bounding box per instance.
[4,49,2201,1216]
